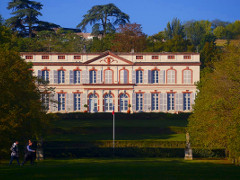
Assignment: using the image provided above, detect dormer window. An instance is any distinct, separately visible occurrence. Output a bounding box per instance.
[74,55,81,59]
[168,55,175,59]
[136,56,143,59]
[184,55,191,59]
[42,55,49,59]
[152,56,159,59]
[25,55,33,59]
[58,55,65,59]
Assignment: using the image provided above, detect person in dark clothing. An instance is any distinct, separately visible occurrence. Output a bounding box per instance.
[9,141,20,166]
[21,141,35,165]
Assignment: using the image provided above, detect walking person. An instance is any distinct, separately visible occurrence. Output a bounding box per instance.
[21,140,35,165]
[9,141,20,166]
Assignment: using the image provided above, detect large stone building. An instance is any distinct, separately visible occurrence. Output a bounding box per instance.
[21,51,200,113]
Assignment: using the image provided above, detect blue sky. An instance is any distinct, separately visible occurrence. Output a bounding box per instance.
[0,0,239,35]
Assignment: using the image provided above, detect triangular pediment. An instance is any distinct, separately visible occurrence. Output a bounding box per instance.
[83,51,133,65]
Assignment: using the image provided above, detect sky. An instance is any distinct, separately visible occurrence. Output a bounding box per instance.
[0,0,239,35]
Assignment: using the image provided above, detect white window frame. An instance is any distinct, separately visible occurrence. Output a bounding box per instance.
[152,70,159,84]
[167,70,176,84]
[58,94,65,111]
[184,93,191,110]
[183,70,191,84]
[104,94,113,111]
[120,94,128,111]
[58,70,65,84]
[152,93,159,111]
[136,70,143,84]
[90,70,96,84]
[74,93,81,111]
[167,93,175,111]
[136,93,143,111]
[74,70,81,84]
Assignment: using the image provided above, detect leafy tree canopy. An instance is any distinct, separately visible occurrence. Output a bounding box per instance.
[164,18,185,40]
[188,44,240,165]
[77,3,130,37]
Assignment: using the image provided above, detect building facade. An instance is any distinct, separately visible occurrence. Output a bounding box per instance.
[21,51,200,113]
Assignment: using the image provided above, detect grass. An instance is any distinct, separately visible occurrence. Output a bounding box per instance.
[46,113,188,141]
[0,158,239,180]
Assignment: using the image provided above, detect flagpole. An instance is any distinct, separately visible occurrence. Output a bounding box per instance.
[113,106,115,149]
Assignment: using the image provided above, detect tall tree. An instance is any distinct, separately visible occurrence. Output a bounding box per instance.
[77,3,130,37]
[164,18,185,40]
[111,23,146,52]
[184,20,212,47]
[164,35,194,52]
[0,25,49,156]
[188,44,240,165]
[6,0,59,37]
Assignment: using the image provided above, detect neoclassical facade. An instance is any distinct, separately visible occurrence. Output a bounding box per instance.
[21,51,200,113]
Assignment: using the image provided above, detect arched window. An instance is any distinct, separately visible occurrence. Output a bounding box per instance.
[74,93,81,111]
[89,94,98,112]
[183,70,192,84]
[90,70,96,84]
[58,70,65,84]
[104,94,113,111]
[136,70,143,84]
[152,70,159,84]
[74,70,81,84]
[167,70,176,84]
[105,70,113,84]
[120,70,128,84]
[120,94,128,111]
[42,70,49,81]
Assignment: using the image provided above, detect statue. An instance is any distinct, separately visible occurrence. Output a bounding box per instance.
[184,132,193,160]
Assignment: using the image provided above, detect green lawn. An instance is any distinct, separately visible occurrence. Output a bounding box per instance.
[1,158,239,180]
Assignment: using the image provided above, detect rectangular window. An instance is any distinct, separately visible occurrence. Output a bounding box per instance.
[58,55,65,59]
[184,93,191,110]
[167,93,175,111]
[184,55,191,59]
[42,55,49,59]
[168,55,175,59]
[42,70,49,81]
[136,93,143,111]
[90,71,96,84]
[74,55,81,59]
[136,70,143,84]
[74,71,81,84]
[152,93,159,110]
[58,70,65,84]
[74,94,81,111]
[152,70,159,84]
[41,94,49,110]
[58,94,65,111]
[136,56,143,59]
[25,55,33,59]
[152,56,159,59]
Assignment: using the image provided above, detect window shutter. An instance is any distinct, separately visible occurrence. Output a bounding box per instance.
[38,70,42,79]
[190,93,195,110]
[148,93,151,111]
[163,93,167,111]
[69,70,74,84]
[124,70,128,84]
[50,93,58,112]
[97,70,102,83]
[148,70,152,83]
[82,70,86,84]
[144,93,148,111]
[49,71,53,84]
[66,93,69,112]
[144,70,148,84]
[132,71,136,84]
[69,93,74,112]
[160,70,165,84]
[86,70,89,84]
[160,93,164,111]
[132,93,136,112]
[81,93,87,110]
[65,71,69,84]
[175,93,179,111]
[53,70,58,84]
[179,93,183,111]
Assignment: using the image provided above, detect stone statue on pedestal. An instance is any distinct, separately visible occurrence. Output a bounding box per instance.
[184,132,193,160]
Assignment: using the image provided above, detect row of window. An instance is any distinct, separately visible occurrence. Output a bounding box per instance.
[39,69,192,84]
[26,55,192,60]
[42,93,192,112]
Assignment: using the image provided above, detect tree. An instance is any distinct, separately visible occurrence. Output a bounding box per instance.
[213,26,227,39]
[164,18,185,40]
[6,0,59,37]
[184,20,212,47]
[211,19,230,29]
[0,25,49,156]
[77,3,130,37]
[188,44,240,165]
[145,32,165,52]
[111,23,147,52]
[164,35,194,52]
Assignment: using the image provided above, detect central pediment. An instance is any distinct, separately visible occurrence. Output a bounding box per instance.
[83,51,133,65]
